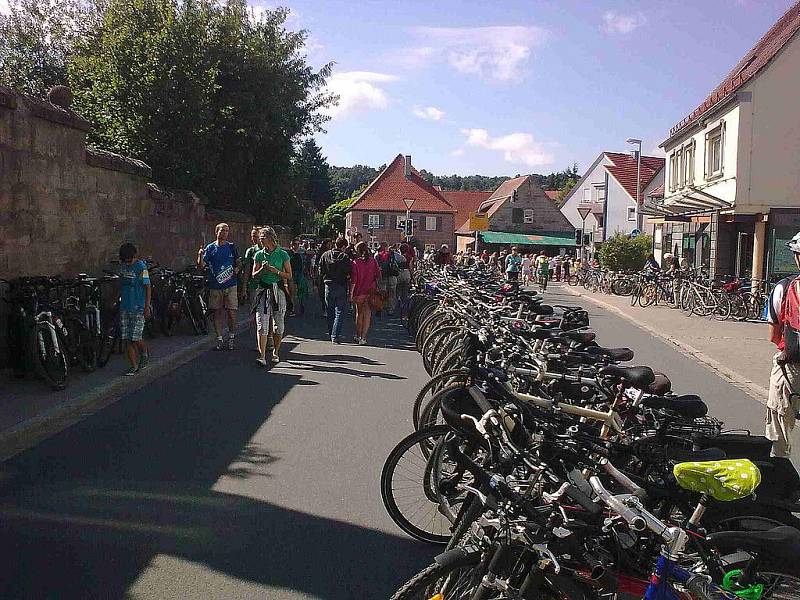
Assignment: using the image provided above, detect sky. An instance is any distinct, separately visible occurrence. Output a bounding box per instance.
[254,0,795,176]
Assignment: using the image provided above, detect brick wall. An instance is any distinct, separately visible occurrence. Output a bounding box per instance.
[347,210,455,250]
[0,85,255,366]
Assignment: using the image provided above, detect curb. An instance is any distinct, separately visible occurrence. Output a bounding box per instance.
[0,317,253,463]
[561,286,770,404]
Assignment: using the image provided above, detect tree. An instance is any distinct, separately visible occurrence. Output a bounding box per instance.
[598,233,653,271]
[293,139,334,212]
[329,164,379,200]
[0,0,104,97]
[316,195,355,238]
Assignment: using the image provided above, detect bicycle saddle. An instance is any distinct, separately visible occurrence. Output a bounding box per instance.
[648,372,672,395]
[585,346,634,362]
[530,328,563,340]
[562,331,596,344]
[599,365,655,388]
[707,526,800,575]
[641,394,708,418]
[673,459,760,501]
[531,304,554,315]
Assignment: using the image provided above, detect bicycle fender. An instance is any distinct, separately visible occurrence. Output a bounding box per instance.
[434,547,481,569]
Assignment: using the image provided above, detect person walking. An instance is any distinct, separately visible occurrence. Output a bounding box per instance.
[376,242,400,316]
[554,256,562,282]
[396,243,413,319]
[198,222,241,351]
[315,239,332,318]
[288,239,305,316]
[252,227,292,365]
[319,237,352,343]
[349,241,381,345]
[521,253,533,286]
[765,232,800,457]
[562,255,570,281]
[505,246,522,282]
[536,253,550,291]
[118,243,151,376]
[241,226,262,350]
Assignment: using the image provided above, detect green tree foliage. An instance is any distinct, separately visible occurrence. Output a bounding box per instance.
[0,0,104,97]
[316,195,355,238]
[293,139,334,212]
[67,0,334,222]
[418,170,509,191]
[598,233,653,271]
[329,164,379,201]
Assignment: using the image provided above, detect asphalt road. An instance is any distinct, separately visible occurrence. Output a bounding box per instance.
[0,287,788,599]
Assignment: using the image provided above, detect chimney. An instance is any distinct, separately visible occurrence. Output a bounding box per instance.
[404,155,412,178]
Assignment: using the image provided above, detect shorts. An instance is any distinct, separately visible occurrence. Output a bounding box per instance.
[255,284,287,336]
[120,310,145,342]
[209,286,238,310]
[765,353,800,457]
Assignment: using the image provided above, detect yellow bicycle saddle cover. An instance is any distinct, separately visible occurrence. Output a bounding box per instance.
[673,459,761,501]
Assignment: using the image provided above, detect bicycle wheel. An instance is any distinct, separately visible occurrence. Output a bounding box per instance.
[192,293,209,335]
[639,282,657,307]
[73,319,98,372]
[97,318,119,368]
[712,290,732,321]
[30,322,68,390]
[412,370,469,430]
[380,425,456,545]
[390,559,481,600]
[568,274,579,286]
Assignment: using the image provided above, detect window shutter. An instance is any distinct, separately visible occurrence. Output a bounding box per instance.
[363,213,369,226]
[512,208,523,223]
[379,214,385,228]
[436,216,442,231]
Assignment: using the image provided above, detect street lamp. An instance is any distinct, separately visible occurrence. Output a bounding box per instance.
[626,138,642,231]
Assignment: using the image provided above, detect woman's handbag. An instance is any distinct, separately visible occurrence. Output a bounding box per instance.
[368,289,387,311]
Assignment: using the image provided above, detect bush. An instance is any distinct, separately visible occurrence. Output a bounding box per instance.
[598,233,653,271]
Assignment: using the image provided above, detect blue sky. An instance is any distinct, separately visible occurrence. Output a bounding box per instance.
[271,1,789,175]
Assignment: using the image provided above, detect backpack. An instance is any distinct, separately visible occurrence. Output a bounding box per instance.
[379,251,400,277]
[326,250,352,284]
[781,276,800,364]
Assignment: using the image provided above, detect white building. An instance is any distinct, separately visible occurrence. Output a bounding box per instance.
[647,1,800,279]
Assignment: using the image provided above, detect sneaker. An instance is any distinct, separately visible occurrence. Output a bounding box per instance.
[353,335,360,343]
[271,352,280,364]
[124,366,138,376]
[358,338,367,345]
[331,338,341,344]
[256,357,267,366]
[226,337,235,351]
[138,353,149,370]
[214,338,225,351]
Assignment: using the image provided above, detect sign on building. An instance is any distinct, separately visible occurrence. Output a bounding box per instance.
[469,212,489,231]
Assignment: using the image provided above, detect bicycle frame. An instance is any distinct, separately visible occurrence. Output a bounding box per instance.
[645,554,738,600]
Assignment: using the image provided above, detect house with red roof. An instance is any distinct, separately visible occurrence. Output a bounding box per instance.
[455,175,575,254]
[651,0,800,279]
[345,154,456,252]
[560,152,664,259]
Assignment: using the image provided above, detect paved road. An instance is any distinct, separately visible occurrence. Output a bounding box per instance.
[0,287,790,599]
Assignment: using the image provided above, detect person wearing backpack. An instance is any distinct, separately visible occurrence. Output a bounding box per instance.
[376,241,400,316]
[319,237,353,343]
[765,231,800,457]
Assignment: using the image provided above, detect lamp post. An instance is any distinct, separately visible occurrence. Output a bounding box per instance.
[626,137,642,231]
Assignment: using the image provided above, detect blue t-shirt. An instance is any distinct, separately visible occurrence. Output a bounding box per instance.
[203,242,239,289]
[120,260,150,313]
[506,255,522,273]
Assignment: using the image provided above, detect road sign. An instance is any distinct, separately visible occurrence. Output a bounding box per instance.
[630,228,641,239]
[469,212,489,231]
[403,198,416,210]
[576,205,592,220]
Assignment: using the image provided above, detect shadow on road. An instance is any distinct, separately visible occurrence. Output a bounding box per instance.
[0,319,430,598]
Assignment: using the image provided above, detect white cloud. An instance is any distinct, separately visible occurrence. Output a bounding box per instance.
[412,105,445,121]
[324,71,398,119]
[0,0,10,15]
[602,11,646,34]
[460,128,554,167]
[406,26,548,81]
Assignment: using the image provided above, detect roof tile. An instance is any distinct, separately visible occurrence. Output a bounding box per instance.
[604,152,665,203]
[441,190,494,229]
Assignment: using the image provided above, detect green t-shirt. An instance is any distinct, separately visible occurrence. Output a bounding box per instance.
[245,244,261,291]
[254,247,291,286]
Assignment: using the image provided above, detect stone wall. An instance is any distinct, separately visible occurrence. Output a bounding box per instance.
[0,85,256,365]
[489,178,574,235]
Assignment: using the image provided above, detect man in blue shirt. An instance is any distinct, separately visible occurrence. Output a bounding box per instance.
[119,243,151,376]
[198,222,242,350]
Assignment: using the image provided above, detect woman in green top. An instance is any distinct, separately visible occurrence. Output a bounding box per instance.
[252,227,292,366]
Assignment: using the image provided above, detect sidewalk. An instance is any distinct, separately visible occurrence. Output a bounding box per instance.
[558,283,773,403]
[0,313,251,463]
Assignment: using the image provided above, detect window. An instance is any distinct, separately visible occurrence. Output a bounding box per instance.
[669,151,680,192]
[368,214,380,228]
[705,125,723,178]
[523,209,534,224]
[593,185,606,202]
[682,141,695,187]
[583,188,591,202]
[512,208,524,223]
[425,244,435,253]
[425,216,437,231]
[627,206,636,222]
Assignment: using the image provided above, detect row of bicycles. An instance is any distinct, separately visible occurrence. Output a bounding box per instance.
[2,261,210,390]
[380,263,799,599]
[570,267,770,321]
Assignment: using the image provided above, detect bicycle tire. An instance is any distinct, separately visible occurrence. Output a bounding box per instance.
[380,425,454,545]
[412,370,469,430]
[31,322,68,390]
[567,274,579,286]
[185,295,203,336]
[192,293,209,335]
[97,320,119,368]
[421,325,460,375]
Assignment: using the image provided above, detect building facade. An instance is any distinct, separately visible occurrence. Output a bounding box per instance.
[648,2,800,280]
[345,154,456,252]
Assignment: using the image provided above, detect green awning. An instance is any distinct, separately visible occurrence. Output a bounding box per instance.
[480,231,576,246]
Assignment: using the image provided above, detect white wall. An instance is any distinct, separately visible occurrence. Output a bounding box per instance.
[560,154,613,228]
[741,32,800,212]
